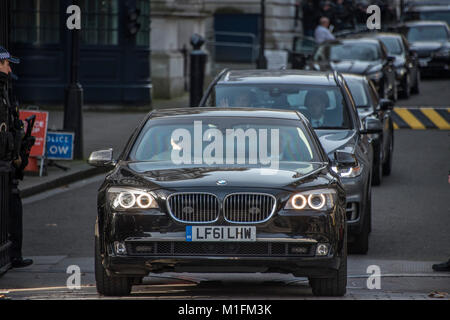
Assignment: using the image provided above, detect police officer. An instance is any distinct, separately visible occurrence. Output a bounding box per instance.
[0,46,34,268]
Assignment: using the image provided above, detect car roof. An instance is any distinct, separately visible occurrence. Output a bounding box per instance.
[148,107,303,121]
[341,73,367,82]
[331,37,382,45]
[216,69,339,86]
[401,20,449,27]
[364,32,404,39]
[406,5,450,12]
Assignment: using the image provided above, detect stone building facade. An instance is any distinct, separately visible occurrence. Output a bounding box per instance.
[151,0,302,99]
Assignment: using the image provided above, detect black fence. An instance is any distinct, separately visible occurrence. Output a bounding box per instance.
[0,0,11,275]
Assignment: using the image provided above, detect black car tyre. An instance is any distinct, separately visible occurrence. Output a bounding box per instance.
[372,146,382,186]
[411,71,420,94]
[400,74,411,99]
[382,131,394,176]
[95,235,132,296]
[309,230,347,297]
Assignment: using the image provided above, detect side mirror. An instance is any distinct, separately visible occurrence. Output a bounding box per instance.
[379,98,394,111]
[334,150,357,167]
[361,118,383,134]
[88,148,116,167]
[387,56,395,63]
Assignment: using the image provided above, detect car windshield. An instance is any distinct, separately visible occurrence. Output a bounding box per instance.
[207,84,353,129]
[130,117,322,167]
[345,78,370,108]
[407,25,449,42]
[315,42,381,61]
[379,37,403,55]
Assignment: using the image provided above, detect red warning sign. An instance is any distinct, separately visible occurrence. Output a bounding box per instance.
[19,110,49,157]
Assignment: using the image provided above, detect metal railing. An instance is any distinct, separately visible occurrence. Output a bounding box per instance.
[205,31,259,72]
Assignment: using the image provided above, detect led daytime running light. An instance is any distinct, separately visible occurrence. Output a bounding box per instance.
[291,194,307,210]
[118,192,136,209]
[308,194,326,210]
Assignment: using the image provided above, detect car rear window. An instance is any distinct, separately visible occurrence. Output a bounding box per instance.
[207,84,353,130]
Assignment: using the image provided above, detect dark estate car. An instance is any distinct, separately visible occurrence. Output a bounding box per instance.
[396,21,450,74]
[89,108,350,297]
[366,33,421,98]
[343,74,395,186]
[200,70,382,255]
[403,2,450,26]
[307,38,398,101]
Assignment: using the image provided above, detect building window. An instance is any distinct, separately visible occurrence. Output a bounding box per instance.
[136,0,150,47]
[11,0,60,45]
[80,0,119,45]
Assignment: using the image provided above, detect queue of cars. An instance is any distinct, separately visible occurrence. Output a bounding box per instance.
[86,17,447,298]
[87,69,388,297]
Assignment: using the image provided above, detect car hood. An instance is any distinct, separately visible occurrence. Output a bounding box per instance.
[410,41,446,52]
[315,129,357,157]
[326,60,380,74]
[111,161,329,190]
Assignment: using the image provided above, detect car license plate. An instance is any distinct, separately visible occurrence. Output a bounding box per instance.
[186,226,256,242]
[419,59,429,67]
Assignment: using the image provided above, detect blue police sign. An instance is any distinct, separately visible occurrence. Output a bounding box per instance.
[46,131,74,160]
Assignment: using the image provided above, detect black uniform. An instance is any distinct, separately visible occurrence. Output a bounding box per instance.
[0,51,34,268]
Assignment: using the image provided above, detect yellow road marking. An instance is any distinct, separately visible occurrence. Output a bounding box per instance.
[420,108,450,130]
[394,108,426,129]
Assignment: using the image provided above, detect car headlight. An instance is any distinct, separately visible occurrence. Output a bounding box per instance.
[331,165,362,178]
[284,189,336,211]
[107,187,159,211]
[434,49,450,57]
[368,71,383,81]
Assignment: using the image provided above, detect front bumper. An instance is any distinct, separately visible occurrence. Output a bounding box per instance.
[101,207,345,278]
[105,254,341,278]
[418,56,450,72]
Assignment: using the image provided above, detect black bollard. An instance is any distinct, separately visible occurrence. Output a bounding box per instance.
[189,34,207,107]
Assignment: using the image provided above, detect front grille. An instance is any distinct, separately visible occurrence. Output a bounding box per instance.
[223,193,276,223]
[126,241,314,257]
[167,193,219,223]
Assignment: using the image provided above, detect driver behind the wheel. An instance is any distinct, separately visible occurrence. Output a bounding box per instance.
[304,89,332,128]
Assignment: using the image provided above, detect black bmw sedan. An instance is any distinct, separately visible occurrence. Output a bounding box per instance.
[89,108,348,297]
[343,74,395,186]
[200,70,381,255]
[368,33,421,99]
[307,38,398,101]
[397,21,450,75]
